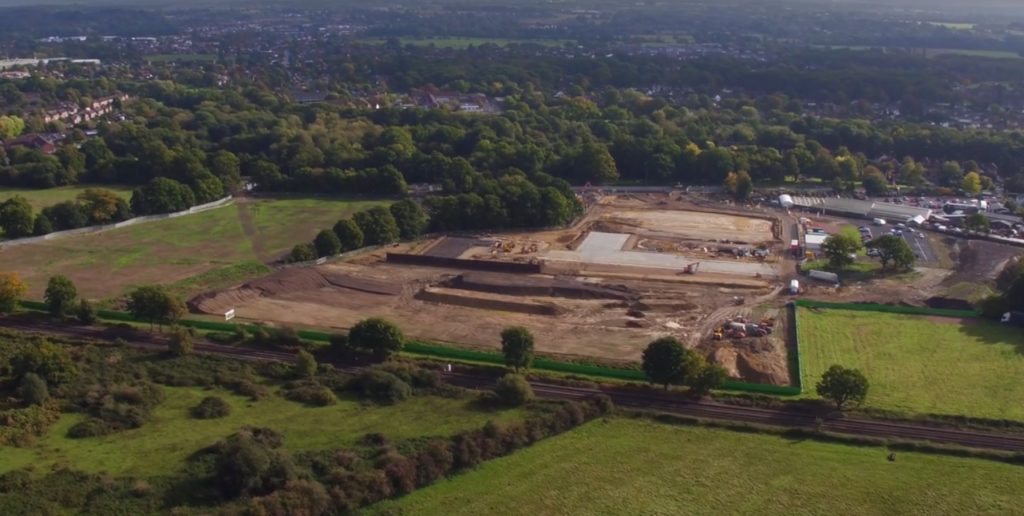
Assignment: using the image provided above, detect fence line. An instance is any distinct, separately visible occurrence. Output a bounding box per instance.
[793,299,978,318]
[0,196,234,249]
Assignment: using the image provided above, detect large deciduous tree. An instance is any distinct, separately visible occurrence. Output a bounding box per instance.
[0,196,34,238]
[821,231,862,269]
[0,272,27,313]
[332,219,364,251]
[816,364,868,410]
[348,317,404,360]
[964,213,990,234]
[127,285,186,329]
[868,234,915,271]
[723,170,753,200]
[389,199,428,240]
[642,337,699,390]
[313,229,342,257]
[44,275,78,317]
[353,207,400,246]
[500,326,535,372]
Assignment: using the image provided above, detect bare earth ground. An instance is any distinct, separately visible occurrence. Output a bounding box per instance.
[195,195,795,383]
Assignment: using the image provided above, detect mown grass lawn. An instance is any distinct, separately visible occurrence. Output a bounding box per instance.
[0,196,390,299]
[798,307,1024,420]
[373,418,1024,515]
[0,386,524,477]
[0,185,133,212]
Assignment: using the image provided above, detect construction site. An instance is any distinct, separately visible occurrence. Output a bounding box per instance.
[190,193,797,386]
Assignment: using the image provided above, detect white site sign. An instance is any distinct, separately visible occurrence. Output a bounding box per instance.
[224,308,236,321]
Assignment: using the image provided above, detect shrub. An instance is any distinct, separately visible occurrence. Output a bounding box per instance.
[19,372,49,406]
[283,382,338,407]
[349,370,411,404]
[0,470,31,493]
[248,480,331,516]
[168,326,193,356]
[348,318,404,360]
[374,362,439,389]
[214,430,296,498]
[493,374,534,407]
[191,396,232,419]
[67,418,112,439]
[0,404,61,445]
[76,299,97,325]
[289,243,317,263]
[296,349,317,378]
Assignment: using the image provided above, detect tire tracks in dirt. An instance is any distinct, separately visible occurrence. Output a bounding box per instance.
[236,198,268,262]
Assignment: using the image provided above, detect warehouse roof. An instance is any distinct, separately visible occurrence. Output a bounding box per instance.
[791,197,931,222]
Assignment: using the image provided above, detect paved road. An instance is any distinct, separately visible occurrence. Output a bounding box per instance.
[901,230,937,263]
[5,318,1024,453]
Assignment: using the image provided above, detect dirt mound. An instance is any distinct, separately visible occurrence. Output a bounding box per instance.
[320,270,404,295]
[709,347,739,378]
[189,267,401,315]
[190,287,263,315]
[415,287,565,316]
[445,271,636,300]
[733,339,789,386]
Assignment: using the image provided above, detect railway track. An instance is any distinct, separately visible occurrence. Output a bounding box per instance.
[4,319,1024,453]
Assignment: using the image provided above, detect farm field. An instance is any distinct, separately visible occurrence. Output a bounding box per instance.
[0,196,389,299]
[0,386,525,477]
[0,185,132,211]
[373,418,1024,515]
[798,307,1024,420]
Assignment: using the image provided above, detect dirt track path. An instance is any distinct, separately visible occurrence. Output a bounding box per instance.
[689,284,785,345]
[236,198,268,262]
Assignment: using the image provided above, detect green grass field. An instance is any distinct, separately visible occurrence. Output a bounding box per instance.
[373,418,1024,515]
[0,386,524,477]
[927,22,977,30]
[798,307,1024,420]
[0,196,390,299]
[0,185,133,212]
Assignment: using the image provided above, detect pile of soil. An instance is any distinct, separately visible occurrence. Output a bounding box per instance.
[189,267,401,314]
[415,286,565,316]
[444,271,636,300]
[701,337,789,386]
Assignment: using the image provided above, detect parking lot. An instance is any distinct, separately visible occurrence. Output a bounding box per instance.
[859,224,938,264]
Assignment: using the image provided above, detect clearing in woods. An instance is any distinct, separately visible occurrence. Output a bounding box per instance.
[798,307,1024,420]
[0,185,133,212]
[0,386,526,477]
[371,418,1024,515]
[0,196,390,299]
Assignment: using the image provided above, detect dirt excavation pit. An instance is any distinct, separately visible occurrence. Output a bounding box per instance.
[191,194,793,385]
[600,209,775,244]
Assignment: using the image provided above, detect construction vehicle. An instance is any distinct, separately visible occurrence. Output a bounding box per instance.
[683,262,700,274]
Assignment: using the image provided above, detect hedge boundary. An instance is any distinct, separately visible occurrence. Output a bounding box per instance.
[17,300,801,396]
[793,299,978,318]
